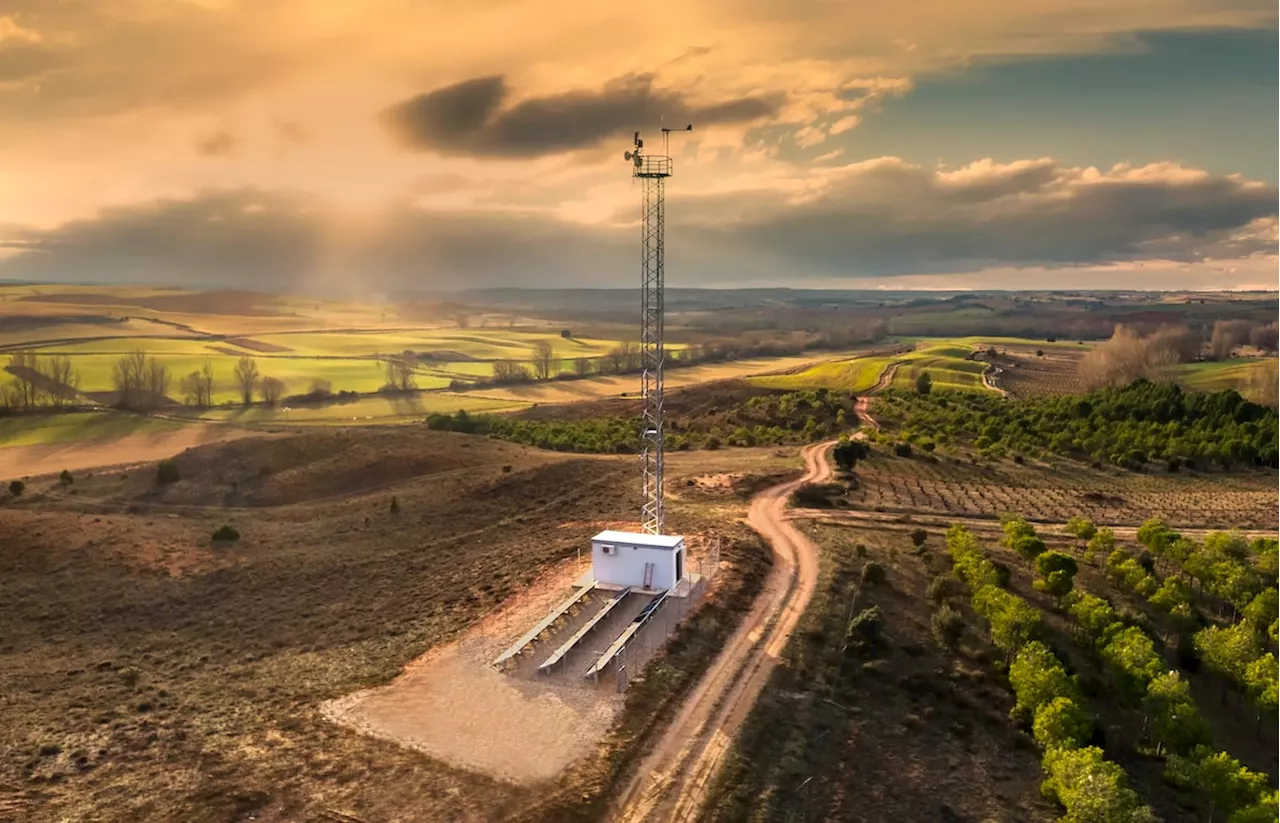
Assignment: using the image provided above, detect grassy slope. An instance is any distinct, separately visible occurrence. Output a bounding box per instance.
[755,339,1004,393]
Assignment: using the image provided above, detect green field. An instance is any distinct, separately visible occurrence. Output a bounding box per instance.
[888,344,990,392]
[751,356,895,392]
[0,411,186,447]
[752,339,1000,393]
[1175,359,1272,393]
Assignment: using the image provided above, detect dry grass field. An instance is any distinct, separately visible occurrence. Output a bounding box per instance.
[0,422,791,823]
[0,429,643,822]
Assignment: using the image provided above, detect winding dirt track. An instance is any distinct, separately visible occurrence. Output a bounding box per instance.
[613,439,831,822]
[614,383,891,820]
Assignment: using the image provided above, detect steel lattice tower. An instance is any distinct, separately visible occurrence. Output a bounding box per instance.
[626,127,689,534]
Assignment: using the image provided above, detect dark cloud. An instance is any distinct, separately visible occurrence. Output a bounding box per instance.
[0,190,634,293]
[196,130,238,157]
[0,160,1273,292]
[380,74,782,157]
[676,159,1279,275]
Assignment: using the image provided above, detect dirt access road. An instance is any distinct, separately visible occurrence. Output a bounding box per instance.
[613,438,832,822]
[612,375,885,822]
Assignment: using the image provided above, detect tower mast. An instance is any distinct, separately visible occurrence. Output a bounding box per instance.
[625,125,690,535]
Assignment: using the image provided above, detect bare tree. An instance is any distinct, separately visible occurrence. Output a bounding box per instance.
[384,356,417,392]
[1077,324,1183,389]
[1249,322,1278,354]
[1146,324,1202,363]
[40,355,80,409]
[1209,319,1254,360]
[531,340,556,380]
[5,350,42,409]
[454,312,470,329]
[259,376,286,405]
[145,359,170,409]
[491,359,531,383]
[179,361,215,406]
[573,356,592,377]
[620,341,642,371]
[112,349,149,409]
[234,356,259,405]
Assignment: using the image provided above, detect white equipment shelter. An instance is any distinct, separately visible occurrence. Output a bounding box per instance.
[591,530,686,591]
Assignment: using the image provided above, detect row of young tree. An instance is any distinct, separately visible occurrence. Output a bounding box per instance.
[878,379,1279,469]
[1016,516,1278,822]
[942,524,1158,821]
[950,521,1277,822]
[1093,520,1278,722]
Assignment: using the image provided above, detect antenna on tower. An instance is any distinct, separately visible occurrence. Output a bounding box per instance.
[624,123,692,535]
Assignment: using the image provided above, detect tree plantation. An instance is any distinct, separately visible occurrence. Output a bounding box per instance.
[876,379,1279,470]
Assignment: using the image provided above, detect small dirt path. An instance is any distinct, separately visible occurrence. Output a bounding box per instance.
[982,363,1008,396]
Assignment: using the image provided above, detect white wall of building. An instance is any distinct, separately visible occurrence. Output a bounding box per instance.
[592,536,684,590]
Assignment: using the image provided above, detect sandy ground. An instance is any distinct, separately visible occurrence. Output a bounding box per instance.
[321,558,628,785]
[0,425,268,478]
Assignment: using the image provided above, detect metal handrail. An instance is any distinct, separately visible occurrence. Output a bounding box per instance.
[634,155,673,177]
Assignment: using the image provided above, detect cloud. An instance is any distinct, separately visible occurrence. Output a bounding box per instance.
[0,15,42,44]
[0,190,631,293]
[196,130,239,157]
[379,73,782,157]
[676,158,1278,275]
[0,158,1273,292]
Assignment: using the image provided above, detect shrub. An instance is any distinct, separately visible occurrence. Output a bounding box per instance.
[8,480,23,497]
[892,441,913,457]
[915,372,932,395]
[847,606,884,645]
[910,528,928,549]
[931,605,964,650]
[59,470,73,486]
[119,666,142,688]
[155,460,180,485]
[860,561,886,586]
[389,496,400,514]
[927,574,960,604]
[704,436,721,451]
[212,525,240,542]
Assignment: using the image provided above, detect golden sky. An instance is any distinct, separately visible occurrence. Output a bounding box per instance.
[1,0,1276,292]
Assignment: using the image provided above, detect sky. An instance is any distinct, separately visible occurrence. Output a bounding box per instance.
[0,0,1276,295]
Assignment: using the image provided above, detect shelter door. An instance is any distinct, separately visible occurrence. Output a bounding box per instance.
[643,562,654,589]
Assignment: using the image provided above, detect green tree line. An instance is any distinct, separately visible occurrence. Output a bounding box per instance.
[876,379,1278,470]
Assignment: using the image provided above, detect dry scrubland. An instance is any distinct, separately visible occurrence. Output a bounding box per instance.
[704,524,1058,822]
[0,427,783,823]
[0,430,636,821]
